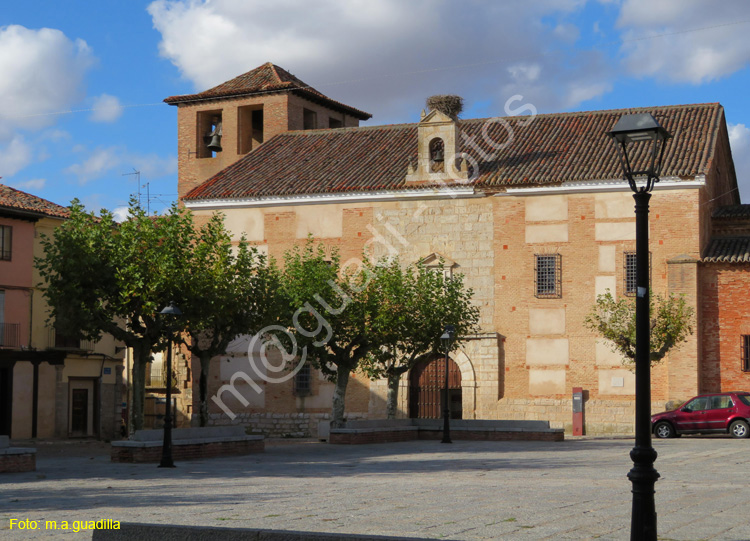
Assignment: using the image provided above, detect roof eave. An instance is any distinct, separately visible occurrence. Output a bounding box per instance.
[0,205,68,221]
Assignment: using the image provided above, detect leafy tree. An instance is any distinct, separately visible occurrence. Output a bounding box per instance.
[280,241,381,428]
[177,215,283,427]
[36,198,195,430]
[584,290,695,366]
[361,258,480,418]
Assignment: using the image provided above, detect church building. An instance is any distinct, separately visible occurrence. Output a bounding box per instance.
[165,62,750,435]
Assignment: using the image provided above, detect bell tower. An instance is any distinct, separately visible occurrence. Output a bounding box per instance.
[406,95,469,185]
[165,62,372,201]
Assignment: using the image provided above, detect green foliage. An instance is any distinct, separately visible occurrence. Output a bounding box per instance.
[36,197,279,430]
[280,239,374,378]
[584,289,695,366]
[279,239,388,427]
[36,198,198,430]
[361,257,480,379]
[360,257,479,418]
[174,213,284,426]
[36,197,187,346]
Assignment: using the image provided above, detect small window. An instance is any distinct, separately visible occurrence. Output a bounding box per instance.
[624,251,651,296]
[329,117,343,129]
[742,335,750,372]
[293,363,312,396]
[534,254,562,299]
[429,138,445,173]
[303,108,317,130]
[0,226,11,261]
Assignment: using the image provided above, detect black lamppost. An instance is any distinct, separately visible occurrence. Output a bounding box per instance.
[607,113,671,541]
[158,301,182,468]
[440,325,455,444]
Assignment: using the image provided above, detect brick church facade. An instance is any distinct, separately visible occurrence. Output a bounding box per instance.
[166,63,750,435]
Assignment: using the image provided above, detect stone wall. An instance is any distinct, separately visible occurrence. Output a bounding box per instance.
[204,411,368,439]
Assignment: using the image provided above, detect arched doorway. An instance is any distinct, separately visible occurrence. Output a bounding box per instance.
[409,355,462,419]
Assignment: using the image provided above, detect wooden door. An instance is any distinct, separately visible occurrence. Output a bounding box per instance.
[0,366,11,436]
[70,389,88,435]
[409,355,462,419]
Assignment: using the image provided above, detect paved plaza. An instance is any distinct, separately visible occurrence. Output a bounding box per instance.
[1,436,749,540]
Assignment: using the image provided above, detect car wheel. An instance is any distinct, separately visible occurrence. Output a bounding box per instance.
[730,420,749,439]
[654,421,675,439]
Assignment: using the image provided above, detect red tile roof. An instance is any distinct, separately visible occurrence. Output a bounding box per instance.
[703,237,750,263]
[184,103,725,201]
[712,205,750,219]
[0,184,70,219]
[164,62,371,120]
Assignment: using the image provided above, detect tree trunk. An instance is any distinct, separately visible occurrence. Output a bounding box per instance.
[386,372,400,419]
[198,352,211,427]
[130,341,150,432]
[330,364,350,429]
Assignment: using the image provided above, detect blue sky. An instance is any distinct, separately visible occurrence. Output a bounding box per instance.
[3,0,750,217]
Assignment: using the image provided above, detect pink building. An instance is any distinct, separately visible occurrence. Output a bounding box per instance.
[0,185,123,440]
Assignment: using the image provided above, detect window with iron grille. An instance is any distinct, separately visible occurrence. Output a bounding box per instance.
[0,226,11,261]
[742,335,750,372]
[534,254,562,298]
[624,251,651,296]
[293,363,312,396]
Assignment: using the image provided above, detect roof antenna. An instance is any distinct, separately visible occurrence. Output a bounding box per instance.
[122,168,143,211]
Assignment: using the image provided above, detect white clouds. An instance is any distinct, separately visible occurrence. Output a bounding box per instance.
[508,63,542,84]
[0,136,33,177]
[617,0,750,83]
[90,94,123,123]
[112,206,131,222]
[0,25,93,138]
[13,178,46,191]
[130,154,178,179]
[501,51,613,112]
[729,123,750,199]
[148,0,610,120]
[65,145,177,185]
[66,147,120,184]
[148,0,425,90]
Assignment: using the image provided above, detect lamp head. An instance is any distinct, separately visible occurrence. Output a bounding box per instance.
[160,301,182,316]
[441,324,456,346]
[607,113,671,193]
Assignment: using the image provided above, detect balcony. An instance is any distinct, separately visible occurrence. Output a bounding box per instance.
[46,327,95,351]
[0,323,21,348]
[146,365,179,389]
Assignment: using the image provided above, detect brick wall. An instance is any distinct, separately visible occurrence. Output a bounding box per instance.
[188,186,714,436]
[110,439,263,463]
[0,453,35,473]
[701,263,750,392]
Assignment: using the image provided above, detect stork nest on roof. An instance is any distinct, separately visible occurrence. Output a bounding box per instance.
[426,95,464,120]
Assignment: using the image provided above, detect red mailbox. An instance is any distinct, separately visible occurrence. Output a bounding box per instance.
[572,387,584,436]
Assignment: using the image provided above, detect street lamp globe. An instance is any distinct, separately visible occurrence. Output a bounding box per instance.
[607,113,671,193]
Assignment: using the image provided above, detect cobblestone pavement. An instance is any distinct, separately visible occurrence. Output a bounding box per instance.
[1,436,749,540]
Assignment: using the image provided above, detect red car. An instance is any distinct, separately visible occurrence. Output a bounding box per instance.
[651,392,750,439]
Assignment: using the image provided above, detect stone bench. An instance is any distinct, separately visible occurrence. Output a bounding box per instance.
[329,419,563,444]
[0,435,36,473]
[111,426,264,463]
